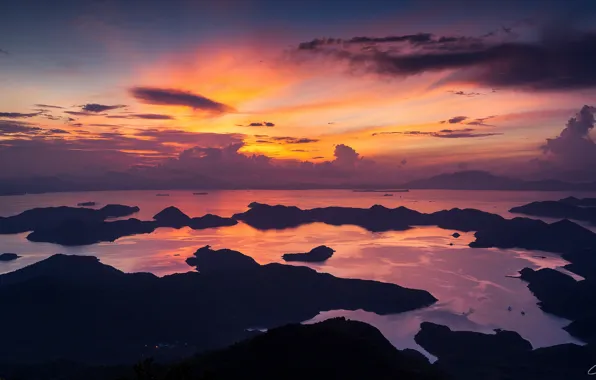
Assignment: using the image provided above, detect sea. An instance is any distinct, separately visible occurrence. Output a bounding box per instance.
[2,189,595,356]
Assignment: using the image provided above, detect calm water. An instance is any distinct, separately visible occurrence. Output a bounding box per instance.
[1,189,594,355]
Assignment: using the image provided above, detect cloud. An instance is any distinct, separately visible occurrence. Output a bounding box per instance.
[0,49,8,55]
[467,116,496,126]
[0,120,71,137]
[0,120,43,135]
[88,124,124,127]
[372,128,501,138]
[270,137,319,144]
[297,33,478,50]
[0,112,41,119]
[81,103,126,113]
[298,28,596,91]
[542,105,596,169]
[333,144,361,168]
[247,121,275,127]
[447,116,468,124]
[107,113,175,120]
[130,87,235,113]
[448,90,483,97]
[34,104,64,109]
[64,111,100,116]
[135,129,244,147]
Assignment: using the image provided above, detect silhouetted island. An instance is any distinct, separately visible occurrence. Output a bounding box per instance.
[0,318,446,380]
[0,253,19,262]
[1,205,236,246]
[282,245,335,262]
[510,198,596,224]
[0,248,436,365]
[559,196,596,207]
[0,204,140,234]
[233,203,596,254]
[414,322,595,380]
[518,265,596,344]
[4,317,594,380]
[77,201,97,207]
[154,206,237,230]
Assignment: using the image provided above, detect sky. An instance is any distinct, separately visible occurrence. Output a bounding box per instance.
[1,0,596,187]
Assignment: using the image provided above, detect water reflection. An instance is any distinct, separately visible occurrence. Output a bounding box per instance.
[0,189,591,352]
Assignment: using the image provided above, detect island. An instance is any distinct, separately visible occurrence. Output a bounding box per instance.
[0,248,437,365]
[510,198,596,224]
[0,205,237,246]
[0,204,140,234]
[414,322,594,380]
[282,245,335,262]
[233,203,596,254]
[0,253,19,262]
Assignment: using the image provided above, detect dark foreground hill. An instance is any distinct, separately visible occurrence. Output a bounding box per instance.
[0,247,436,366]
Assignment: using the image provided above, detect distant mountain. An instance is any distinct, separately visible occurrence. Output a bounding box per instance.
[401,171,596,191]
[1,170,596,194]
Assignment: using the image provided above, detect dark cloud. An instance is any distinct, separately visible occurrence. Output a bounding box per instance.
[254,134,269,138]
[439,128,475,133]
[333,144,361,168]
[135,129,244,147]
[434,131,501,138]
[130,87,235,113]
[448,90,483,97]
[467,116,496,126]
[88,124,124,127]
[0,112,41,119]
[0,120,43,135]
[297,33,477,50]
[542,105,596,169]
[247,121,275,127]
[81,103,126,113]
[270,137,319,144]
[312,156,324,159]
[34,104,64,109]
[0,49,8,55]
[372,128,501,139]
[290,149,308,152]
[106,113,175,120]
[48,129,70,134]
[298,28,596,91]
[64,111,99,116]
[448,116,468,124]
[0,120,71,137]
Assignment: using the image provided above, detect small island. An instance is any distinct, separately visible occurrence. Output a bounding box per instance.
[282,245,335,262]
[0,253,20,262]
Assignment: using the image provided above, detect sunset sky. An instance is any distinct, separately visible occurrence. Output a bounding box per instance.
[1,0,596,187]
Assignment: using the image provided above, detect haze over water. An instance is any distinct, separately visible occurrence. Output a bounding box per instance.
[1,189,594,355]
